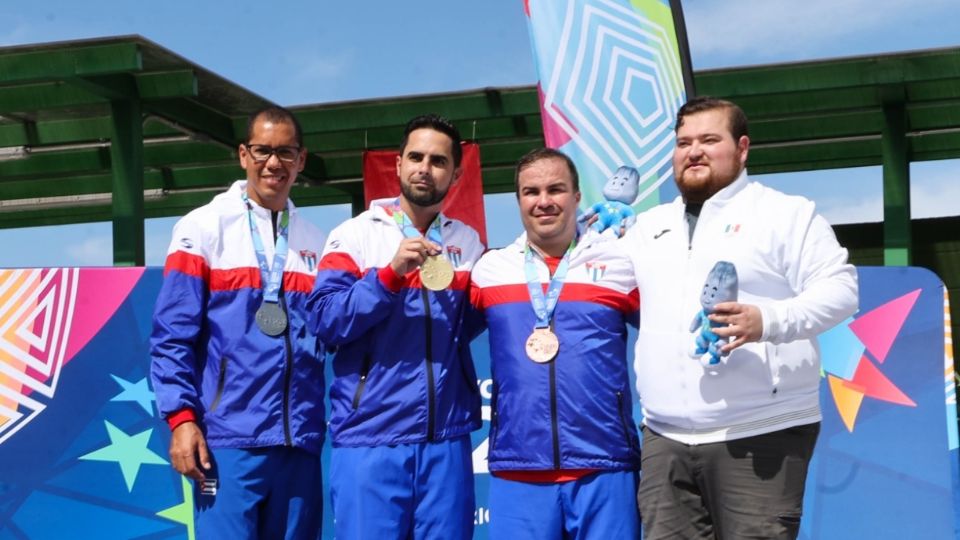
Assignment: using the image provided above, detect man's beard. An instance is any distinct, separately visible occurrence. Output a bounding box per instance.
[676,164,740,203]
[401,179,450,208]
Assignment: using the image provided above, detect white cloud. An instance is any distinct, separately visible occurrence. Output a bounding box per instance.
[66,234,113,266]
[273,49,359,104]
[817,192,882,225]
[683,0,956,65]
[911,165,960,219]
[0,21,32,46]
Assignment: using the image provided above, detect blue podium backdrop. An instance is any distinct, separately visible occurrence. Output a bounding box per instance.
[0,266,955,539]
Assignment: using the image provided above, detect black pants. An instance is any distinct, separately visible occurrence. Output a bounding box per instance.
[638,423,819,540]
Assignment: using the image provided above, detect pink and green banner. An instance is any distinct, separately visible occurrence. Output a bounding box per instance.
[524,0,695,210]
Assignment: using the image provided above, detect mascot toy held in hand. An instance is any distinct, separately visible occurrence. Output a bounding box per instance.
[579,166,640,238]
[690,261,739,367]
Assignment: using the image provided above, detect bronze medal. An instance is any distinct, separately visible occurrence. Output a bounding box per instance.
[525,328,559,363]
[420,254,454,291]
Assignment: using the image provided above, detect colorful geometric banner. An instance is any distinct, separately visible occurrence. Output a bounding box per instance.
[525,0,694,210]
[804,266,959,539]
[1,265,956,539]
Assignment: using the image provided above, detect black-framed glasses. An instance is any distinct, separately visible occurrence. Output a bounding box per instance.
[243,144,302,163]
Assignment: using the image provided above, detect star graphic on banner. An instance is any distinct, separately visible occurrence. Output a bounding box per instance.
[110,374,156,416]
[80,421,168,491]
[158,476,196,540]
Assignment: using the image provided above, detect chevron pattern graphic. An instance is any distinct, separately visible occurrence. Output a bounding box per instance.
[0,268,79,444]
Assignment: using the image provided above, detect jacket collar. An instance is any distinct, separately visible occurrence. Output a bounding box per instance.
[507,223,603,258]
[230,180,299,216]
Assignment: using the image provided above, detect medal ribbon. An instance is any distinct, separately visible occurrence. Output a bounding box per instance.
[243,192,289,304]
[523,239,576,330]
[391,200,444,247]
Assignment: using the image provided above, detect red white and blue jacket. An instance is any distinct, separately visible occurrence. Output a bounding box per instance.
[150,181,327,454]
[308,200,485,447]
[468,230,641,472]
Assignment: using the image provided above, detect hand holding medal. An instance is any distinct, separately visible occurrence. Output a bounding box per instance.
[391,206,453,291]
[420,253,454,291]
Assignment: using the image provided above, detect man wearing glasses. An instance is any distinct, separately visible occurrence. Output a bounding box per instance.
[151,106,327,539]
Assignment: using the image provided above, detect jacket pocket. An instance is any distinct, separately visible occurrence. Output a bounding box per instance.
[489,383,500,453]
[351,354,372,410]
[457,342,480,394]
[208,356,228,412]
[617,391,640,454]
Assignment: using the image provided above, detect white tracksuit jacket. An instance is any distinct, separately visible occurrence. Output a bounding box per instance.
[622,171,859,444]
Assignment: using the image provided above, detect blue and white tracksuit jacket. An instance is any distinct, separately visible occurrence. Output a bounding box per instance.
[308,201,485,447]
[150,180,327,454]
[468,230,642,472]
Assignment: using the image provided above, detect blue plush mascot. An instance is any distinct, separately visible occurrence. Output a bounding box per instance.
[689,261,739,367]
[579,166,640,238]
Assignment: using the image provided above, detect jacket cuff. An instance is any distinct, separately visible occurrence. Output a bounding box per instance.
[377,265,404,293]
[758,302,777,342]
[166,408,196,431]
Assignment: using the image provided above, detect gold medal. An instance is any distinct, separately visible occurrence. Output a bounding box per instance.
[420,254,454,291]
[525,328,559,363]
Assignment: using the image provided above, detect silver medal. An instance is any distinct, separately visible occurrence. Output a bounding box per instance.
[255,302,288,336]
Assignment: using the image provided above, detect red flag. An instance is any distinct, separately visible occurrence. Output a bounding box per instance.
[362,142,488,247]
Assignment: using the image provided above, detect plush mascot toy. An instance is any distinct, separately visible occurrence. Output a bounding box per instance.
[579,166,640,238]
[689,261,739,367]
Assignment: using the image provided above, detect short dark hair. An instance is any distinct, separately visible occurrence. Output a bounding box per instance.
[514,148,580,196]
[247,105,304,147]
[399,114,463,167]
[675,96,749,141]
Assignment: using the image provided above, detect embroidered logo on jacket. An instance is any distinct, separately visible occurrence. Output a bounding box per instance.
[179,237,194,249]
[585,261,607,282]
[723,224,742,235]
[446,245,462,267]
[299,250,318,272]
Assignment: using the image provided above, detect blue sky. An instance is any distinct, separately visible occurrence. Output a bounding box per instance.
[0,0,957,266]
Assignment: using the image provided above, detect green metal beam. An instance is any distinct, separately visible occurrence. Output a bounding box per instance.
[298,114,543,154]
[110,97,145,266]
[910,131,960,160]
[67,71,198,102]
[136,70,198,99]
[0,117,112,146]
[0,82,106,114]
[750,112,884,143]
[0,115,189,147]
[881,101,911,266]
[145,98,238,147]
[0,147,111,178]
[290,88,540,133]
[70,73,139,102]
[0,42,142,84]
[695,50,960,98]
[142,142,234,168]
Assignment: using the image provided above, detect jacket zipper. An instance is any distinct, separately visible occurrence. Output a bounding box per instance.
[617,391,640,454]
[421,288,436,442]
[352,354,372,409]
[549,360,560,469]
[280,291,293,446]
[209,356,228,412]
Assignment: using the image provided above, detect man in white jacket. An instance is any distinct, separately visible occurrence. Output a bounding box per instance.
[623,97,858,539]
